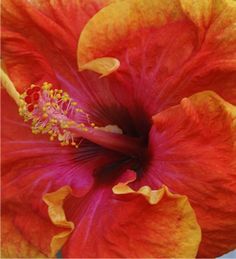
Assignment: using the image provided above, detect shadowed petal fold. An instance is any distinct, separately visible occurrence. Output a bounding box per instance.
[146,91,236,257]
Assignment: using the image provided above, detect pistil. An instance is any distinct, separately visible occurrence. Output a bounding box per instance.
[18,82,144,157]
[70,126,144,157]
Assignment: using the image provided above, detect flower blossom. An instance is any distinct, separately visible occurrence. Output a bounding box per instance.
[1,0,236,258]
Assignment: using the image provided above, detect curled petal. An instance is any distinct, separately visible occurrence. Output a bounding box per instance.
[147,91,236,257]
[79,57,120,77]
[63,183,201,258]
[1,186,74,258]
[43,186,74,257]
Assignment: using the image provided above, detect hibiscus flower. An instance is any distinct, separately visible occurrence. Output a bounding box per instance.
[1,0,236,258]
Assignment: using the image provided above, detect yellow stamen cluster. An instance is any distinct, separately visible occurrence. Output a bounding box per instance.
[18,82,94,148]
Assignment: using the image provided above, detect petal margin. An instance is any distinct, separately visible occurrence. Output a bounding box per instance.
[79,57,120,77]
[77,0,236,110]
[63,183,201,258]
[77,0,184,71]
[147,91,236,257]
[180,0,213,30]
[43,186,74,257]
[1,186,73,258]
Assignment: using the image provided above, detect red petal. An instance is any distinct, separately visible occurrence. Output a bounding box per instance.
[62,182,201,258]
[1,89,94,202]
[145,91,236,257]
[1,0,113,92]
[1,29,58,92]
[78,0,236,113]
[1,186,73,257]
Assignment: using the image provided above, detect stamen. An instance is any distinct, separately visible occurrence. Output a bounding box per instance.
[19,82,91,148]
[19,82,144,156]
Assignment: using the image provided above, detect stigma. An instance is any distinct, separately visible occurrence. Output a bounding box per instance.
[19,82,91,147]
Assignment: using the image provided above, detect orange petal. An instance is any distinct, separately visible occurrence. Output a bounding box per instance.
[79,57,120,77]
[43,186,74,257]
[1,0,114,92]
[1,29,58,93]
[77,0,236,108]
[1,186,74,258]
[180,0,213,29]
[77,0,184,73]
[1,210,46,258]
[148,91,236,257]
[63,184,201,258]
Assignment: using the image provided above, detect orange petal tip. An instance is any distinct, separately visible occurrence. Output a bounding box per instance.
[43,186,74,257]
[79,57,120,77]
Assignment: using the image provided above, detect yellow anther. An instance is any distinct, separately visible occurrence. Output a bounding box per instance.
[43,113,48,118]
[62,95,70,101]
[50,119,58,124]
[32,129,40,134]
[68,121,75,126]
[76,108,84,113]
[42,82,52,90]
[58,134,65,141]
[61,123,69,129]
[52,103,59,109]
[19,81,96,149]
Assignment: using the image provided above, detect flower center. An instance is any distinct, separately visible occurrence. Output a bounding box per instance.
[19,82,144,157]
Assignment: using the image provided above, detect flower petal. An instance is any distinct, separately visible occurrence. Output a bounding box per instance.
[2,185,73,258]
[1,89,95,200]
[146,91,236,257]
[180,0,213,29]
[1,210,46,258]
[1,0,113,92]
[77,0,184,69]
[43,186,74,257]
[1,29,58,92]
[77,0,236,113]
[79,57,120,77]
[62,182,201,258]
